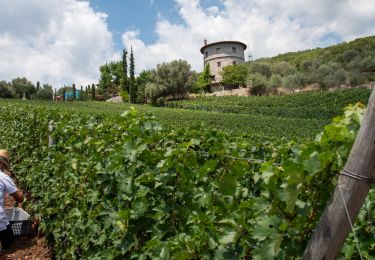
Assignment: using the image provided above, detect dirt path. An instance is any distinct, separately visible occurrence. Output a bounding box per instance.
[2,194,51,260]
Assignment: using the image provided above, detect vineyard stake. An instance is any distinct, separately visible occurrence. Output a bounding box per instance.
[303,87,375,259]
[48,123,54,147]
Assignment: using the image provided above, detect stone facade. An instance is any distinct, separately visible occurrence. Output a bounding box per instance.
[200,41,247,84]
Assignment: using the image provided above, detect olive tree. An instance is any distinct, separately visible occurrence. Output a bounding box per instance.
[151,59,194,99]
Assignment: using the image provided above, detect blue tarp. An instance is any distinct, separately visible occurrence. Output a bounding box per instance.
[65,90,81,100]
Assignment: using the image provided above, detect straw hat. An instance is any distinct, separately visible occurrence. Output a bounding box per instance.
[0,150,10,170]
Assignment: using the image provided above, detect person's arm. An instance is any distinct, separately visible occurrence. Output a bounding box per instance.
[3,174,24,204]
[10,189,23,203]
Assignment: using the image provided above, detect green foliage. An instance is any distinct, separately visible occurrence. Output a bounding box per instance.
[91,84,95,101]
[35,84,53,100]
[271,61,297,77]
[248,73,268,95]
[216,35,375,94]
[249,62,272,78]
[0,80,14,98]
[257,35,375,69]
[122,49,128,92]
[194,63,212,93]
[98,61,125,98]
[135,70,152,103]
[268,74,282,90]
[120,90,129,103]
[282,72,306,92]
[221,64,248,88]
[0,101,373,259]
[144,82,166,105]
[349,71,366,86]
[151,59,195,99]
[129,47,136,103]
[166,88,371,121]
[11,77,37,99]
[312,62,346,90]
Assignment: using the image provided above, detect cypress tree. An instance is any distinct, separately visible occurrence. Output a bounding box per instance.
[85,86,88,100]
[92,84,95,101]
[129,47,135,103]
[36,81,40,91]
[72,83,76,100]
[62,88,66,101]
[122,49,128,93]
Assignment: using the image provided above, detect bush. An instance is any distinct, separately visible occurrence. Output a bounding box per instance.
[0,81,14,98]
[120,90,129,102]
[221,64,248,88]
[282,72,306,92]
[248,73,268,95]
[349,71,365,86]
[144,82,167,105]
[36,87,53,100]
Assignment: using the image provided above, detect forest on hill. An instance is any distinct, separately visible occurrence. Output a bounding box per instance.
[220,35,375,95]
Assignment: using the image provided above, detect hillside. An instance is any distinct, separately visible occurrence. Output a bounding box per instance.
[256,35,375,69]
[220,35,375,94]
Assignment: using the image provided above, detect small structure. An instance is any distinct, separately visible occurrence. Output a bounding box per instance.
[64,90,81,100]
[53,95,63,101]
[200,40,247,88]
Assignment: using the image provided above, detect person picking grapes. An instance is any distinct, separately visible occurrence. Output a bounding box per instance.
[0,150,23,249]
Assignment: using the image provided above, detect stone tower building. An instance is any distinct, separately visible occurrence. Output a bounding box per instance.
[200,40,247,85]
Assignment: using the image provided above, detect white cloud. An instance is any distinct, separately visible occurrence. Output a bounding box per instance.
[0,0,117,88]
[122,0,375,73]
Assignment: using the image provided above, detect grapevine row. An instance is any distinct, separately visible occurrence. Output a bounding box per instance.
[0,103,373,258]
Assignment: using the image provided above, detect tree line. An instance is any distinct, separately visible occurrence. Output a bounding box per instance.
[2,36,373,102]
[98,47,198,105]
[0,77,99,101]
[0,78,53,100]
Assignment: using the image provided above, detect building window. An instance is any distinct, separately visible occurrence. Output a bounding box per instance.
[216,48,221,54]
[233,61,237,65]
[232,47,237,53]
[217,62,221,67]
[211,75,216,81]
[205,51,208,58]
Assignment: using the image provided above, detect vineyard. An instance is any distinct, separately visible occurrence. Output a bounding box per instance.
[0,93,374,258]
[1,88,371,144]
[166,88,371,121]
[0,99,323,142]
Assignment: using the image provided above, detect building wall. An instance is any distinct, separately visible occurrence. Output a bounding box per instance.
[202,42,246,83]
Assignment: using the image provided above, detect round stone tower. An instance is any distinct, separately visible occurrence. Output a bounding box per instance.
[200,40,247,85]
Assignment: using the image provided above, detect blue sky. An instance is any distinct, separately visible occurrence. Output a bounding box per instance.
[89,0,224,49]
[89,0,175,48]
[0,0,374,87]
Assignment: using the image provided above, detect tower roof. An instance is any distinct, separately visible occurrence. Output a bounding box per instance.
[200,41,247,54]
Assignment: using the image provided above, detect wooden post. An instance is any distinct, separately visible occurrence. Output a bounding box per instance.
[48,123,54,147]
[303,88,375,259]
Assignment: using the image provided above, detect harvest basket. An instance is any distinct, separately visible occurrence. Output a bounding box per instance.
[4,207,32,236]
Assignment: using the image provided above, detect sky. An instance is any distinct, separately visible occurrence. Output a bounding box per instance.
[0,0,374,89]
